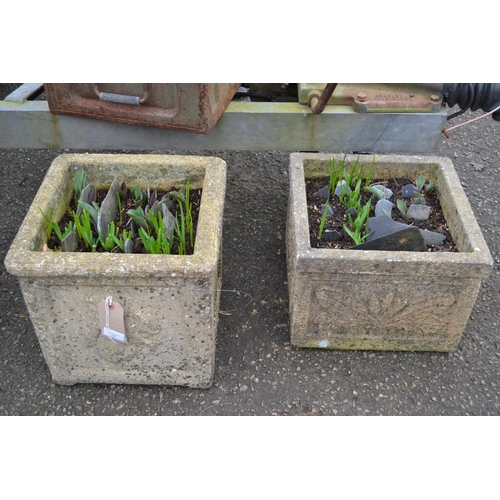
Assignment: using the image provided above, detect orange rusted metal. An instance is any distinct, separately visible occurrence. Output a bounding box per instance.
[44,83,241,134]
[299,83,443,113]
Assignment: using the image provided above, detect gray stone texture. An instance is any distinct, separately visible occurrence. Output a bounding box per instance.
[5,154,227,388]
[96,177,120,240]
[366,216,409,241]
[420,229,447,246]
[402,184,418,197]
[407,203,431,221]
[374,199,394,218]
[286,153,493,352]
[353,227,427,252]
[371,184,393,199]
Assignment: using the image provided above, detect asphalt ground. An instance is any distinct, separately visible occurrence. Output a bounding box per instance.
[1,84,500,418]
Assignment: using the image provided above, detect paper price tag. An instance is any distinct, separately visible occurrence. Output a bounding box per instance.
[98,296,127,343]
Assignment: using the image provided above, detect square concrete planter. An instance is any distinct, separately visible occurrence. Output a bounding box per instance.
[286,153,493,352]
[5,154,226,387]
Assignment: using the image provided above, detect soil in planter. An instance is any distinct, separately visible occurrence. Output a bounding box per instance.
[307,177,458,252]
[47,187,202,255]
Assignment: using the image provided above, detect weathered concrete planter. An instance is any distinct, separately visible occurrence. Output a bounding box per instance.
[5,154,226,387]
[286,153,493,352]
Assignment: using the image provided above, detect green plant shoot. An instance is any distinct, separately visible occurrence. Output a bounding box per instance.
[415,175,425,192]
[127,206,149,230]
[52,220,74,243]
[424,181,437,193]
[117,192,123,227]
[78,200,99,228]
[365,186,385,201]
[343,199,372,245]
[39,207,54,240]
[74,168,88,206]
[318,201,330,240]
[175,204,186,255]
[413,192,426,205]
[345,156,361,188]
[112,228,132,253]
[397,199,408,219]
[328,158,341,197]
[138,211,171,255]
[364,157,375,188]
[74,209,98,251]
[40,207,74,243]
[131,184,149,208]
[185,173,194,248]
[99,221,119,252]
[344,178,363,210]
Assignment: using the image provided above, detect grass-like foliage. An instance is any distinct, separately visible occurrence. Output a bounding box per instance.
[74,168,88,207]
[138,211,172,255]
[41,172,197,255]
[322,156,374,245]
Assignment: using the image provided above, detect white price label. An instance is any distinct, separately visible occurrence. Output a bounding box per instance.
[101,326,127,344]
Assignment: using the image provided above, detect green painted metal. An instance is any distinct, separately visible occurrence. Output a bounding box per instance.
[0,98,447,152]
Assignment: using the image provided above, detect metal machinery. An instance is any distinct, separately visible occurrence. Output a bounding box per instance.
[1,83,499,152]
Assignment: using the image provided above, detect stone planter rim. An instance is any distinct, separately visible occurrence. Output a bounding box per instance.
[289,152,493,274]
[5,153,226,281]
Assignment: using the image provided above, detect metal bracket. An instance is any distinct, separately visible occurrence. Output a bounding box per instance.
[299,83,444,114]
[94,84,150,106]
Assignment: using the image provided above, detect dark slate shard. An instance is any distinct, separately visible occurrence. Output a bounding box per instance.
[352,227,427,251]
[420,229,446,246]
[162,205,176,243]
[323,229,343,242]
[402,184,418,198]
[366,216,410,241]
[314,185,330,200]
[375,199,394,218]
[130,221,137,237]
[407,204,430,221]
[61,228,78,252]
[335,180,351,196]
[371,184,393,200]
[158,197,173,213]
[322,203,334,217]
[345,207,358,218]
[76,183,96,216]
[124,238,134,254]
[97,177,120,240]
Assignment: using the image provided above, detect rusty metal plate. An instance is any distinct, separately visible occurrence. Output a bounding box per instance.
[44,83,241,134]
[298,83,444,113]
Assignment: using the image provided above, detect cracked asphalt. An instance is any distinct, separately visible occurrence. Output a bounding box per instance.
[1,83,500,416]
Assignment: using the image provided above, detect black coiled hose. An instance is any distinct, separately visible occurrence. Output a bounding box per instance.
[443,83,500,121]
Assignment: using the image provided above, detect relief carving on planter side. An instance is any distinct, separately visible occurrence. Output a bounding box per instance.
[308,285,457,339]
